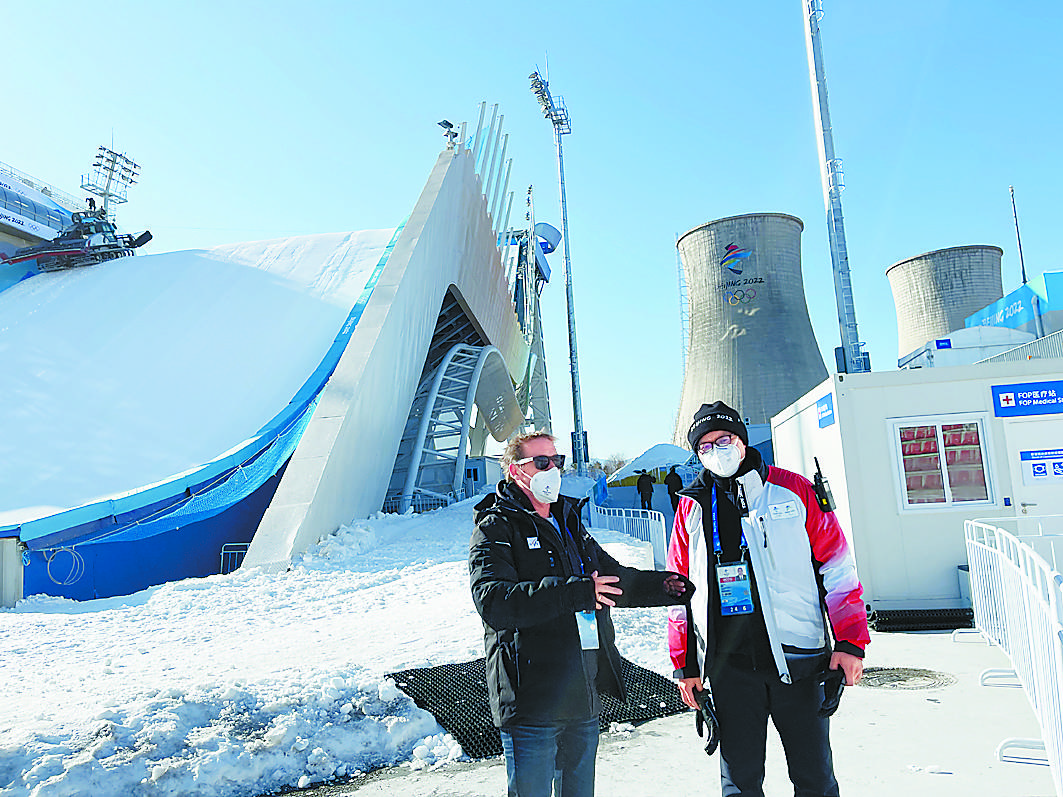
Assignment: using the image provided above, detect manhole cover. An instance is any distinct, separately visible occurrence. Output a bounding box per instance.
[859,667,957,690]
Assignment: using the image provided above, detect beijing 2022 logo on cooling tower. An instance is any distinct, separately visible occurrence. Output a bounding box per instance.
[720,242,751,275]
[719,242,761,305]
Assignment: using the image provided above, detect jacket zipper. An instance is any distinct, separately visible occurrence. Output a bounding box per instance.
[758,515,776,570]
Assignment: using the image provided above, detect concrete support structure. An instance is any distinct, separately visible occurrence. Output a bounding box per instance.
[887,245,1004,360]
[673,213,827,441]
[245,147,531,569]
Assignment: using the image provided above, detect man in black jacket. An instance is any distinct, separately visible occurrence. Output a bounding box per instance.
[635,470,656,511]
[664,465,684,513]
[470,431,692,797]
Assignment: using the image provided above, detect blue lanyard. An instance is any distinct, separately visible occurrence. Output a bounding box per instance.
[711,483,747,560]
[551,513,586,575]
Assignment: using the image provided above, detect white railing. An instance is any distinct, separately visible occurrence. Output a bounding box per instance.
[965,518,1063,797]
[587,503,668,568]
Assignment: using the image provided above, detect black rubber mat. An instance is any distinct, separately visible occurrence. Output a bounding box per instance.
[869,608,974,632]
[388,656,688,759]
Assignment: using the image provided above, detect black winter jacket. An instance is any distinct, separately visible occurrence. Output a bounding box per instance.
[470,481,692,728]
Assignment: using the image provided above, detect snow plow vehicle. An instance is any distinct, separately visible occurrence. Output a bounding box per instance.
[0,210,152,272]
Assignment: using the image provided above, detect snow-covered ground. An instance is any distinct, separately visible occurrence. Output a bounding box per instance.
[0,230,393,526]
[0,497,667,797]
[2,494,1056,797]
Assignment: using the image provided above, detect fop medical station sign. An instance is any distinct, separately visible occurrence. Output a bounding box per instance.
[992,380,1063,417]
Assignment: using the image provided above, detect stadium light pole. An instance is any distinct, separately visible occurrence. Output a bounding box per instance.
[530,69,588,476]
[802,1,868,374]
[81,145,140,220]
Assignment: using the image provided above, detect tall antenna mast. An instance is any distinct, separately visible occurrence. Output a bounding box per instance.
[81,145,140,219]
[1010,185,1028,285]
[530,69,588,475]
[802,0,868,374]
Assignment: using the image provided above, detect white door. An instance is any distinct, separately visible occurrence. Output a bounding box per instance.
[1002,417,1063,555]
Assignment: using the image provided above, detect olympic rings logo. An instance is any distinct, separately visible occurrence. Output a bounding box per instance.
[725,289,757,305]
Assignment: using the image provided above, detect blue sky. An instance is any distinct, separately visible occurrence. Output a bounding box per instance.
[6,1,1061,461]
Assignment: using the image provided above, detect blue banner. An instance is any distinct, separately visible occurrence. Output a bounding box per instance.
[966,284,1041,330]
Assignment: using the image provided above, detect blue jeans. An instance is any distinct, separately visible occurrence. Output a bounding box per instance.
[499,718,599,797]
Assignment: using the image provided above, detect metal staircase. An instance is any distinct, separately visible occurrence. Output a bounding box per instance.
[384,344,507,514]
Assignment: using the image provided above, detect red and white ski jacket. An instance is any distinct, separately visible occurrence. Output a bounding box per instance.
[667,462,869,684]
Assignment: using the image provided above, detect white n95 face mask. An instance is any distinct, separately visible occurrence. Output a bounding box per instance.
[529,466,562,503]
[700,444,742,478]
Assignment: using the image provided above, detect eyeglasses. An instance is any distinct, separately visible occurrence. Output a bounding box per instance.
[516,454,566,471]
[697,435,734,455]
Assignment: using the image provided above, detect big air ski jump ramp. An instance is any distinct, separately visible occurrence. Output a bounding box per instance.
[0,138,551,605]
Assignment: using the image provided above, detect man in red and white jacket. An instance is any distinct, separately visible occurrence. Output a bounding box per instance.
[668,401,870,797]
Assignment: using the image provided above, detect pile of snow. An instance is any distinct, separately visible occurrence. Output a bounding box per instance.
[0,498,674,796]
[607,443,692,484]
[0,230,394,525]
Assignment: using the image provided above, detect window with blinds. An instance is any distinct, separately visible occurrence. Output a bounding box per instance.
[894,417,991,508]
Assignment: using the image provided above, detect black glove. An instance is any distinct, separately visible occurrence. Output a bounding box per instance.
[817,668,846,718]
[693,687,719,755]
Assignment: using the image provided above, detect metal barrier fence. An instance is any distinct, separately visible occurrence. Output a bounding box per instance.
[965,518,1063,796]
[220,543,249,575]
[587,503,668,568]
[381,492,459,515]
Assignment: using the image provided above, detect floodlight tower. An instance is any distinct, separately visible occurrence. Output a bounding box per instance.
[529,69,588,475]
[81,145,140,219]
[802,1,868,373]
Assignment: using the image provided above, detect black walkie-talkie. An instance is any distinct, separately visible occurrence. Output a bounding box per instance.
[813,457,836,513]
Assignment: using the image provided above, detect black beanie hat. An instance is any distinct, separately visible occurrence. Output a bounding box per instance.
[686,401,748,450]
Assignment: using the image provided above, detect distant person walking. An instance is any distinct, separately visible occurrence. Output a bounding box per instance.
[636,470,656,511]
[664,465,683,513]
[668,401,870,797]
[470,431,692,797]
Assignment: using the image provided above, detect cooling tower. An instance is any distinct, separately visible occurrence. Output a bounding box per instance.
[886,245,1004,359]
[674,213,828,445]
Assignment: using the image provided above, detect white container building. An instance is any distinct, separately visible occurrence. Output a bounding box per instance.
[772,360,1063,625]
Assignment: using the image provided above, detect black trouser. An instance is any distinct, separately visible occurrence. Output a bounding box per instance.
[709,662,840,797]
[639,493,652,510]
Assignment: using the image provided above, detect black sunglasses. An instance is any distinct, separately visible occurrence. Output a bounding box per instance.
[516,454,566,471]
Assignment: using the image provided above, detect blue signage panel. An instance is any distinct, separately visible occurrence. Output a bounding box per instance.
[816,393,835,428]
[992,380,1063,417]
[935,339,952,349]
[1020,449,1063,486]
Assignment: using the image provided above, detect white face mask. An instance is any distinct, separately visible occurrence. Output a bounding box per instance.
[700,443,743,478]
[528,466,562,503]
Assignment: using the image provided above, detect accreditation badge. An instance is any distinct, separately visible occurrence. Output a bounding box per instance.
[717,563,754,616]
[576,610,599,649]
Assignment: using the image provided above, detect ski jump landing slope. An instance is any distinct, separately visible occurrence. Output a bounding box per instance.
[0,231,395,529]
[0,146,531,600]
